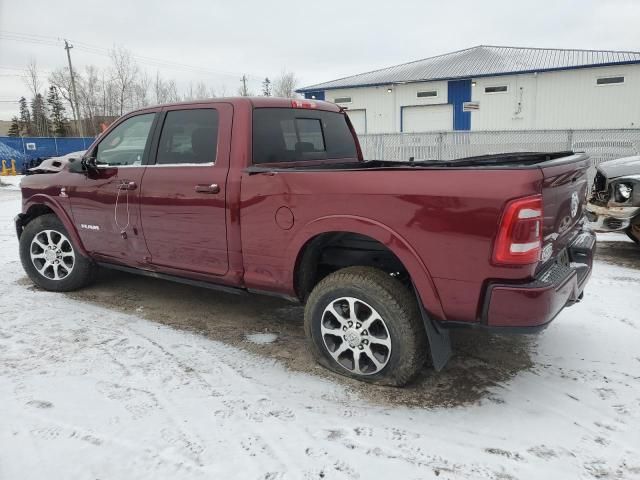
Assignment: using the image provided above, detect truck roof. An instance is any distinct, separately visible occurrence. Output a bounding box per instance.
[127,96,341,114]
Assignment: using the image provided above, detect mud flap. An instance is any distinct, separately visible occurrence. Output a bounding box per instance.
[415,291,452,371]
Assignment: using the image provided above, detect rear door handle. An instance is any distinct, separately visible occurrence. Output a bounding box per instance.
[118,181,137,191]
[195,183,220,194]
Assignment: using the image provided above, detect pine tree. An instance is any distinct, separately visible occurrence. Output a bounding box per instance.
[31,93,50,136]
[7,116,21,137]
[47,86,69,137]
[262,77,272,96]
[18,97,34,136]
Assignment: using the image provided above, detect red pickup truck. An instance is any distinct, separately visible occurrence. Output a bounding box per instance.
[15,97,595,386]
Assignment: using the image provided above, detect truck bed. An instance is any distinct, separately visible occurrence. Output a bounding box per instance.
[247,151,578,173]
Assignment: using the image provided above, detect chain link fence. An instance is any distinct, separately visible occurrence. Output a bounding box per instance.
[358,129,640,180]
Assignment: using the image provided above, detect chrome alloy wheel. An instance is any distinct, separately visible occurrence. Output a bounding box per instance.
[320,297,392,375]
[30,229,75,281]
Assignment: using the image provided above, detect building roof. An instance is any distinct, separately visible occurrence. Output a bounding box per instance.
[298,45,640,92]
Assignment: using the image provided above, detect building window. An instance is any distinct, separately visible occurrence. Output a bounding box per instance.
[333,97,352,104]
[596,76,624,86]
[416,90,438,98]
[484,85,508,94]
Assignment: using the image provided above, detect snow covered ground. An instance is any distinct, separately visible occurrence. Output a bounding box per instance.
[0,174,22,190]
[1,186,639,480]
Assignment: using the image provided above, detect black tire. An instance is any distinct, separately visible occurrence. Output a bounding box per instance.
[625,223,640,246]
[19,213,96,292]
[304,266,428,387]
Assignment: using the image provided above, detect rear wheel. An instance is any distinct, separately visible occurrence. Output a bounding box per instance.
[304,266,427,386]
[19,214,96,291]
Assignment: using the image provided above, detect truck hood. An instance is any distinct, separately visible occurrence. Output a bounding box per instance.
[596,155,640,179]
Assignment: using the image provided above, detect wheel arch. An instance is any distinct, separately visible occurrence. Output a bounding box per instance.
[21,195,88,257]
[288,215,446,321]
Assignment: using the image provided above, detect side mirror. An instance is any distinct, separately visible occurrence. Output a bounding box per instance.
[68,156,99,174]
[67,157,85,173]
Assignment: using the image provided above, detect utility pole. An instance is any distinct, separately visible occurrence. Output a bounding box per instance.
[64,39,85,137]
[240,74,248,96]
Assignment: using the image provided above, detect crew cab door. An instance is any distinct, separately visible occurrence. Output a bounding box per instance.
[138,104,232,275]
[68,110,158,264]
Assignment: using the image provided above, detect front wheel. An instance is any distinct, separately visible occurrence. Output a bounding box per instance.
[19,213,96,292]
[304,266,428,386]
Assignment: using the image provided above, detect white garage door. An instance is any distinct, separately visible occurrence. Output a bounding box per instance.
[346,109,366,134]
[402,104,453,132]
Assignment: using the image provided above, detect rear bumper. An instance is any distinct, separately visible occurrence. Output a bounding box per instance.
[481,230,596,332]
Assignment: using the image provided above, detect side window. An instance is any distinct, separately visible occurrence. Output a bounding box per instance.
[156,109,219,165]
[96,113,155,166]
[252,108,356,164]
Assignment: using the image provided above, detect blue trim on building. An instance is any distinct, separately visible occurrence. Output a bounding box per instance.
[447,80,471,131]
[296,60,640,92]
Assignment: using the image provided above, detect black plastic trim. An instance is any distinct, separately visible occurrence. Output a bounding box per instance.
[97,262,246,296]
[413,284,452,371]
[14,213,26,239]
[97,261,300,302]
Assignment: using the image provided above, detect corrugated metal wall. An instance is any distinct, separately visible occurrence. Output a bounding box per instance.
[320,64,640,133]
[470,64,640,130]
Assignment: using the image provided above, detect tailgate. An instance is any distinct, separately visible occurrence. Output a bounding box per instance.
[538,153,591,265]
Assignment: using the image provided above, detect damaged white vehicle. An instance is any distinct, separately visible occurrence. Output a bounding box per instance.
[587,155,640,244]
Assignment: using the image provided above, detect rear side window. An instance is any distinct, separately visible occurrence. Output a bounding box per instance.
[252,108,357,164]
[156,109,219,165]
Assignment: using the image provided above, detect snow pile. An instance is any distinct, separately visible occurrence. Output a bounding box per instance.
[245,332,279,344]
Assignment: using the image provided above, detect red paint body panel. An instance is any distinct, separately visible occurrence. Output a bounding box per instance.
[18,97,595,329]
[138,103,233,276]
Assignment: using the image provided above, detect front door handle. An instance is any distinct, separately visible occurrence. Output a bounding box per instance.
[195,184,220,194]
[118,181,137,191]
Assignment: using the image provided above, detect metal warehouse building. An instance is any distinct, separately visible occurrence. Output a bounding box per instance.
[298,45,640,134]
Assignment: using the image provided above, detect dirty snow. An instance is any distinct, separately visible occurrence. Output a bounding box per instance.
[597,232,634,243]
[1,187,639,480]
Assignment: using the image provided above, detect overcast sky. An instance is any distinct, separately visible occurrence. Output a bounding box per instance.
[1,0,639,120]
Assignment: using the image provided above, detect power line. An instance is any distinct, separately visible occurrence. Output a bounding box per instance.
[0,31,262,81]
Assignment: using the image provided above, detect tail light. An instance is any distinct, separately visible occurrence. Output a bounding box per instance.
[493,195,543,265]
[291,99,318,109]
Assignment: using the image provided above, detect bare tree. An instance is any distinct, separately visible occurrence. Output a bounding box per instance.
[273,71,298,98]
[24,59,42,98]
[166,79,180,103]
[153,71,168,104]
[78,65,101,135]
[109,45,139,115]
[49,67,78,130]
[134,71,151,107]
[194,81,211,100]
